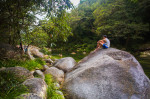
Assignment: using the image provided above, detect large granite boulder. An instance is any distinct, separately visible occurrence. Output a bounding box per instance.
[23,78,47,99]
[53,57,76,72]
[44,67,64,83]
[64,48,150,99]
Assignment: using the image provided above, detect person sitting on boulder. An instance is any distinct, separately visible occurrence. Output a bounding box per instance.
[103,35,110,48]
[95,35,110,50]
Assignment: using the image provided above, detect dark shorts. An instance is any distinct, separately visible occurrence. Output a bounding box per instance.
[103,44,108,49]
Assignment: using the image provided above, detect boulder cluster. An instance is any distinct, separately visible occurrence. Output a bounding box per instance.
[0,56,76,99]
[1,46,150,99]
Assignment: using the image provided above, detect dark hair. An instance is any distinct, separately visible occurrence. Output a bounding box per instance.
[103,35,107,38]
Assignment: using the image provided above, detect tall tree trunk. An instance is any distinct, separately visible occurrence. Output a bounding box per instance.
[8,25,11,44]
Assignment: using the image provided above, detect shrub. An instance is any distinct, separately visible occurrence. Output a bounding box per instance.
[0,58,46,98]
[0,71,28,99]
[22,60,42,71]
[0,59,23,68]
[0,58,46,71]
[45,74,64,99]
[40,47,51,55]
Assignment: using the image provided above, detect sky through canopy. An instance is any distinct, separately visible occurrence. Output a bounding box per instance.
[70,0,80,6]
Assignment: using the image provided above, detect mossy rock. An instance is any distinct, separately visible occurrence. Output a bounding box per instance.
[0,67,33,98]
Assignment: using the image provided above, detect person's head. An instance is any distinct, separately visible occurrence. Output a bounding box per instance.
[103,35,107,39]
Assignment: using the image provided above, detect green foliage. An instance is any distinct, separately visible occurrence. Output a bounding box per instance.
[45,74,64,99]
[93,0,149,50]
[22,11,73,48]
[130,0,138,2]
[0,71,28,99]
[0,58,45,71]
[0,0,72,45]
[21,27,49,47]
[58,1,98,53]
[23,58,45,71]
[0,58,46,98]
[41,11,73,47]
[63,0,150,53]
[40,47,51,55]
[0,59,22,68]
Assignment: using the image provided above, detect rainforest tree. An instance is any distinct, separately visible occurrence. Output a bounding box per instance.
[64,0,149,52]
[0,0,72,46]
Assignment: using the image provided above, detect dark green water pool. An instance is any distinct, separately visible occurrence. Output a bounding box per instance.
[136,56,150,79]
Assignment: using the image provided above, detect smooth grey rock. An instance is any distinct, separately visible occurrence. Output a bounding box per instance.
[64,48,150,99]
[44,67,64,83]
[0,67,34,82]
[44,59,53,64]
[56,90,64,95]
[23,78,47,99]
[30,71,34,75]
[54,83,60,89]
[43,65,49,71]
[27,48,35,60]
[53,57,76,72]
[31,49,44,58]
[27,46,44,60]
[55,90,65,99]
[33,70,45,79]
[0,67,6,71]
[16,93,42,99]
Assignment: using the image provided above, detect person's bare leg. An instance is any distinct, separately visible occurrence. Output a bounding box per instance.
[93,40,103,52]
